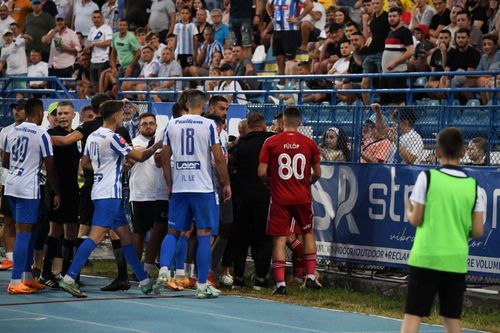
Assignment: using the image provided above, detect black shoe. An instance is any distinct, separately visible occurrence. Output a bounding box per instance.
[232,277,245,290]
[32,268,41,280]
[253,278,269,291]
[272,285,286,295]
[100,278,131,291]
[305,278,322,290]
[40,276,60,290]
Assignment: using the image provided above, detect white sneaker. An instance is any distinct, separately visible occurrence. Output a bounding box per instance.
[268,95,280,105]
[220,273,233,286]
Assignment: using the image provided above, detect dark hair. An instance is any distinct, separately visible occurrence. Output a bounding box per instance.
[135,27,146,35]
[30,49,42,54]
[181,6,191,12]
[167,33,176,39]
[172,102,184,118]
[394,107,417,127]
[92,10,102,16]
[57,101,74,109]
[145,31,159,42]
[470,137,488,152]
[335,7,351,24]
[320,126,351,161]
[247,112,265,129]
[99,100,124,120]
[388,6,402,15]
[483,33,498,46]
[283,107,301,124]
[186,90,206,109]
[456,10,470,19]
[142,45,154,52]
[208,95,228,107]
[437,127,464,159]
[80,105,94,116]
[204,113,223,126]
[275,112,283,120]
[456,27,470,36]
[25,98,44,116]
[138,112,156,123]
[118,18,128,23]
[91,93,111,113]
[350,31,364,37]
[345,21,359,31]
[439,29,452,36]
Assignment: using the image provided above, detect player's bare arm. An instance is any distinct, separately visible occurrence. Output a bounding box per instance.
[81,155,93,171]
[470,211,484,239]
[126,141,162,162]
[160,144,173,197]
[406,200,424,227]
[2,152,10,170]
[257,162,268,186]
[51,130,84,146]
[310,162,321,184]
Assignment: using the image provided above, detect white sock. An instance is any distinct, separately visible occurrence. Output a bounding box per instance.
[306,274,316,281]
[10,279,22,285]
[63,275,75,284]
[277,281,286,288]
[176,269,185,277]
[185,263,194,277]
[6,252,13,261]
[159,267,170,277]
[139,278,150,286]
[144,263,154,274]
[197,282,207,290]
[23,272,33,280]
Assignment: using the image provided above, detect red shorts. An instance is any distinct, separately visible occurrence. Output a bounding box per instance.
[267,202,313,237]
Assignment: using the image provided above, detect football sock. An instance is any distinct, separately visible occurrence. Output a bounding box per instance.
[61,239,75,276]
[288,238,304,279]
[67,238,97,280]
[159,233,178,270]
[42,236,59,279]
[24,230,35,274]
[304,252,317,278]
[174,235,189,275]
[272,260,286,285]
[122,243,147,282]
[196,235,211,284]
[185,263,195,277]
[111,240,128,281]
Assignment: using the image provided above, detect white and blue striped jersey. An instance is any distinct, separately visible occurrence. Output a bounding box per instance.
[3,122,53,199]
[173,22,198,55]
[83,127,132,200]
[269,0,304,31]
[163,114,220,193]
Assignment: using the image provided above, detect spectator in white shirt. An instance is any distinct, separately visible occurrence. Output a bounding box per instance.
[0,4,16,47]
[410,0,436,29]
[122,45,159,101]
[328,40,351,86]
[216,63,247,104]
[84,10,113,93]
[27,49,49,88]
[0,29,28,96]
[73,0,99,38]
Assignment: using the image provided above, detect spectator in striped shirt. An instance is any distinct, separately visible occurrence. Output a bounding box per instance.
[174,6,199,70]
[186,25,223,76]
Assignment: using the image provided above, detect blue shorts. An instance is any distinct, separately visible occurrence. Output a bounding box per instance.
[6,196,40,224]
[168,192,218,232]
[92,199,129,229]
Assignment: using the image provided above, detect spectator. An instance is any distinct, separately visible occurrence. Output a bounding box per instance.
[135,27,147,46]
[381,7,414,105]
[24,0,55,62]
[187,25,223,76]
[40,0,58,17]
[426,29,453,99]
[373,104,424,164]
[148,0,176,43]
[388,0,411,26]
[220,47,233,65]
[271,112,284,133]
[466,137,488,165]
[85,10,113,93]
[334,7,352,27]
[122,45,160,101]
[456,11,482,51]
[327,39,351,86]
[466,0,488,34]
[216,63,247,104]
[361,0,373,21]
[72,51,92,98]
[361,0,390,105]
[42,14,81,79]
[152,46,183,102]
[360,119,391,163]
[319,126,350,161]
[337,32,365,104]
[475,34,500,104]
[54,0,71,24]
[145,31,166,62]
[194,0,212,23]
[410,0,436,29]
[73,0,100,38]
[102,0,119,32]
[210,49,222,67]
[487,0,499,33]
[408,24,434,72]
[344,21,360,40]
[195,8,211,44]
[229,0,257,58]
[0,29,27,95]
[266,0,313,85]
[325,5,335,25]
[205,65,221,91]
[299,0,326,52]
[231,44,256,89]
[4,0,31,30]
[443,5,461,40]
[0,4,15,47]
[429,0,450,41]
[298,60,329,103]
[315,22,344,74]
[27,49,49,89]
[174,6,198,70]
[210,8,230,49]
[166,33,177,55]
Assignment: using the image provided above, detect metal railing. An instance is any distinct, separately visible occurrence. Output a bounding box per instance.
[0,76,77,99]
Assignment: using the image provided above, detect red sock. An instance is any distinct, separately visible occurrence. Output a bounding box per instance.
[287,239,304,279]
[272,260,286,284]
[304,253,317,276]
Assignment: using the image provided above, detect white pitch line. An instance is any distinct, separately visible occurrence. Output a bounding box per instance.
[0,307,151,333]
[0,317,46,322]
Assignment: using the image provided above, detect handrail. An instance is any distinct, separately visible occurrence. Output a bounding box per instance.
[0,76,77,99]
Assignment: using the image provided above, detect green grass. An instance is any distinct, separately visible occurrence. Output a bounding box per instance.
[82,260,500,333]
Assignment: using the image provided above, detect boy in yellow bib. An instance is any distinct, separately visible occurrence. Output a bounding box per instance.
[401,127,484,333]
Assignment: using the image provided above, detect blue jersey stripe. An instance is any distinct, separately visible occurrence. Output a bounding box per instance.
[41,133,52,157]
[209,123,216,146]
[114,155,122,198]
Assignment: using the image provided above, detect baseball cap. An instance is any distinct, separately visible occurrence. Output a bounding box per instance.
[2,29,13,36]
[32,0,41,4]
[56,14,65,21]
[415,24,430,38]
[47,101,59,115]
[10,99,27,109]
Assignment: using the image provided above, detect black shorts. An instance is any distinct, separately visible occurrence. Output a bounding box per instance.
[0,191,12,217]
[177,54,193,68]
[405,266,466,319]
[155,200,169,225]
[131,201,157,233]
[78,183,94,227]
[47,185,79,224]
[89,61,110,84]
[272,30,299,59]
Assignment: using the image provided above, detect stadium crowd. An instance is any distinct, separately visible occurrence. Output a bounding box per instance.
[0,0,498,105]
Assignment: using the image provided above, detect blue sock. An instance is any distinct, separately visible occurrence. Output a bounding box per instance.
[24,230,35,273]
[196,235,211,284]
[122,243,147,281]
[174,235,189,272]
[159,233,178,269]
[67,238,97,280]
[12,233,31,280]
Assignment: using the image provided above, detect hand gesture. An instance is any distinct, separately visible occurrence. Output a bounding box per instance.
[222,184,232,203]
[53,195,61,210]
[371,102,381,114]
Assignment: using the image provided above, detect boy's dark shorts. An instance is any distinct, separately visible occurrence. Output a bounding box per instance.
[405,266,466,319]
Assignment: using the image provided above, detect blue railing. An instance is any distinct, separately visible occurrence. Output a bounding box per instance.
[117,71,500,106]
[0,76,77,99]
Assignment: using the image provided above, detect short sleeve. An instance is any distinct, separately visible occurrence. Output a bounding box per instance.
[40,132,54,158]
[110,134,132,157]
[474,186,485,212]
[409,171,427,205]
[166,0,176,14]
[174,24,180,36]
[129,33,141,51]
[3,133,10,153]
[83,141,90,156]
[105,26,113,40]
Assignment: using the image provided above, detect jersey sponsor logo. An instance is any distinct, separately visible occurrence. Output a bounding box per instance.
[176,161,201,170]
[94,173,103,182]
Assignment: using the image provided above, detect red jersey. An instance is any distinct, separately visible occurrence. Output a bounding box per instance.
[259,131,320,205]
